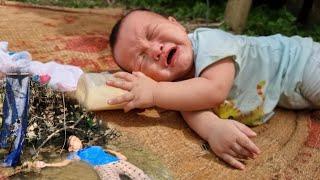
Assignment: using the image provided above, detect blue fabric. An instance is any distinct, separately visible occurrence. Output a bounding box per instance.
[67,146,119,166]
[300,42,320,108]
[0,75,30,167]
[188,28,314,125]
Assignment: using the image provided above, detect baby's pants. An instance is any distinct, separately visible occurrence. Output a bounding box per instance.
[94,160,151,180]
[301,42,320,108]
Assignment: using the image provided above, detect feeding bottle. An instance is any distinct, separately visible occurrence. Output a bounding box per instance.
[75,72,127,111]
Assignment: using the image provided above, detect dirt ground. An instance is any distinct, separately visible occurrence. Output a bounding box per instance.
[0,2,320,179]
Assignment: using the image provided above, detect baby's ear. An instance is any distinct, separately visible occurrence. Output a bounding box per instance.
[168,16,186,32]
[168,16,177,23]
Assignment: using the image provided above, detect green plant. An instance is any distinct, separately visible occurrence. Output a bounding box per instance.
[244,5,320,41]
[119,0,225,22]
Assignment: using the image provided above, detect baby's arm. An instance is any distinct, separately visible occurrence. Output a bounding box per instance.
[181,110,260,170]
[107,58,235,112]
[34,159,72,169]
[155,58,234,111]
[44,159,72,167]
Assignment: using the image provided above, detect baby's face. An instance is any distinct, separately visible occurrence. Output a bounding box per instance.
[68,136,83,152]
[113,11,194,81]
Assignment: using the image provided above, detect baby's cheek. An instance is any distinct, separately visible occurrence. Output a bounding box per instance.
[144,70,162,81]
[142,65,159,79]
[150,71,164,81]
[156,70,174,81]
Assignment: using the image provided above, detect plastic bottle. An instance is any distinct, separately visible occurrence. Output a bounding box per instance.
[75,72,127,111]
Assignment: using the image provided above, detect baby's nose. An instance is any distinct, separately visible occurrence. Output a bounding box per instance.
[150,43,163,61]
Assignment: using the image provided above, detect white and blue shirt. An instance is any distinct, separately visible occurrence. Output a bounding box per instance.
[67,146,119,166]
[188,28,314,125]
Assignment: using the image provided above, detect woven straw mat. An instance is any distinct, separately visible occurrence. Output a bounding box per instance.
[1,2,320,179]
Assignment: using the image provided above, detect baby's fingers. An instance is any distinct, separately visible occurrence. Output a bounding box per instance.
[107,93,134,105]
[233,121,257,137]
[228,149,247,160]
[113,72,136,81]
[220,153,245,170]
[106,79,133,91]
[123,101,136,113]
[237,135,261,155]
[232,143,255,159]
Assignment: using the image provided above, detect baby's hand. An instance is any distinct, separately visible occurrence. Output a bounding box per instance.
[208,120,260,170]
[33,161,47,169]
[106,71,158,112]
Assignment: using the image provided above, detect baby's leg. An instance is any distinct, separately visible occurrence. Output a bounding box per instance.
[112,160,150,180]
[94,164,121,180]
[301,42,320,108]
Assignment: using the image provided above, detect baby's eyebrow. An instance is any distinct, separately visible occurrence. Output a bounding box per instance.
[150,24,158,37]
[145,24,152,39]
[146,24,158,40]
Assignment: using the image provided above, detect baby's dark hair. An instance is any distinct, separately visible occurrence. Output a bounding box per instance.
[109,8,151,55]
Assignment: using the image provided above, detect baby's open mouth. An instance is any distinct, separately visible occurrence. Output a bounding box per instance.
[167,48,177,65]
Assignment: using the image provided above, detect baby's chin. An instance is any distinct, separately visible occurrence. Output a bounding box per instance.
[152,75,173,82]
[164,71,189,81]
[150,71,176,82]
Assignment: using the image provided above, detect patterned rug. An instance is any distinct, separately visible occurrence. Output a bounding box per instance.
[1,2,320,179]
[0,1,120,72]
